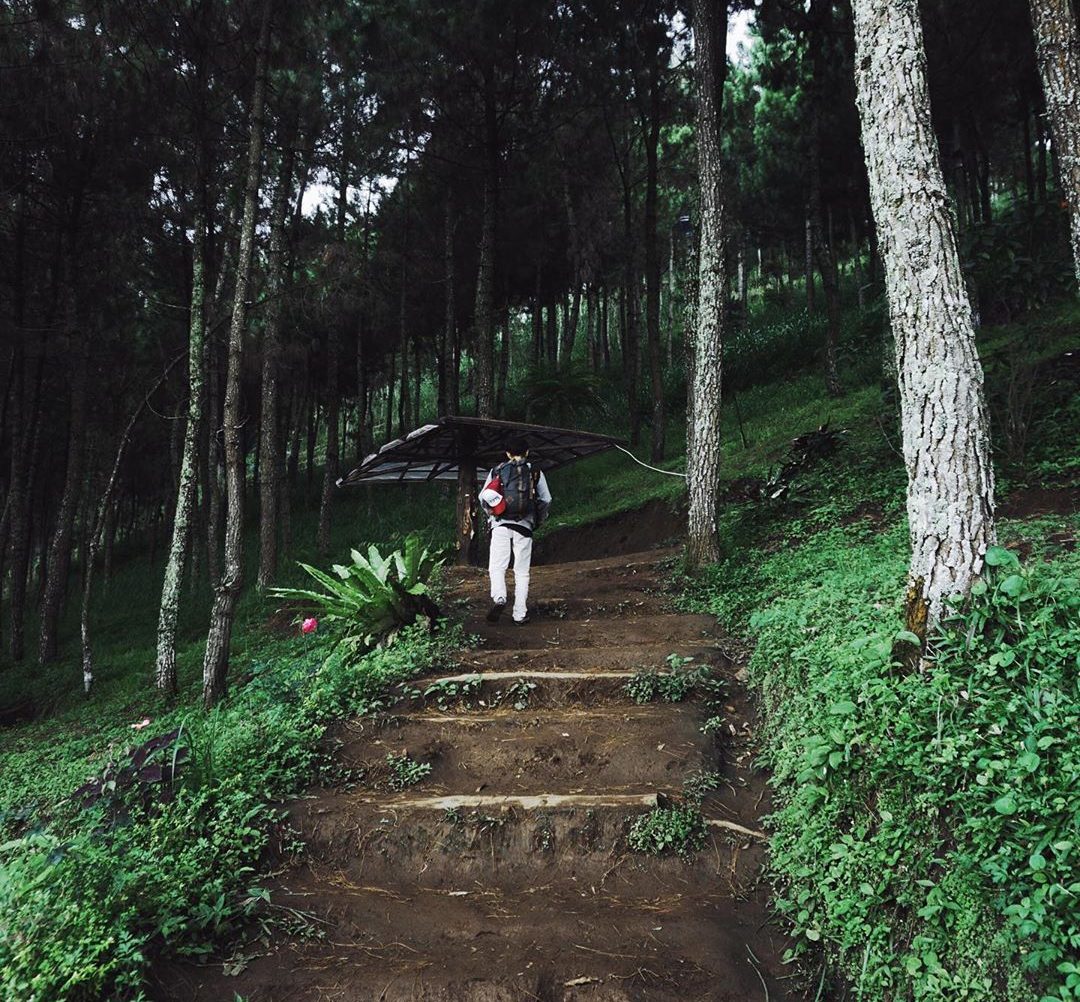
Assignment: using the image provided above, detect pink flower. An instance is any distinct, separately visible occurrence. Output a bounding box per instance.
[130,718,151,731]
[301,617,318,635]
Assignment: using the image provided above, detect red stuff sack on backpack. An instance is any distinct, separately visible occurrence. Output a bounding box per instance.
[481,475,507,515]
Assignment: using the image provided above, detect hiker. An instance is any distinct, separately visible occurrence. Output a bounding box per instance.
[481,436,552,625]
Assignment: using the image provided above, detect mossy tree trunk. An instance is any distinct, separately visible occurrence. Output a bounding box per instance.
[202,0,271,707]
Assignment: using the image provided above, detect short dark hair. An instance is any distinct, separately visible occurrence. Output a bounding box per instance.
[505,435,529,456]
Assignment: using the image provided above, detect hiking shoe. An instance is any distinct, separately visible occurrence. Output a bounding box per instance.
[486,601,506,623]
[514,614,530,626]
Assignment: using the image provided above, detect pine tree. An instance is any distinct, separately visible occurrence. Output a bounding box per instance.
[1028,0,1080,287]
[850,0,995,637]
[202,0,272,707]
[686,0,727,570]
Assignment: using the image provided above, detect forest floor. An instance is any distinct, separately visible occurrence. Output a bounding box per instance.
[151,519,815,1002]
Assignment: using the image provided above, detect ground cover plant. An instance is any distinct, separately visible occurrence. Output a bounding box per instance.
[682,318,1080,999]
[627,803,709,859]
[0,573,460,1002]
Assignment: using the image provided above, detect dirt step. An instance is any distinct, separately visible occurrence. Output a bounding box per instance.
[386,670,718,712]
[279,794,763,894]
[455,643,733,674]
[449,581,674,618]
[517,594,674,620]
[152,878,789,1002]
[340,703,710,796]
[444,548,680,588]
[470,614,719,651]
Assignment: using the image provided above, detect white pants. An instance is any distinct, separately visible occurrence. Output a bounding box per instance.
[488,524,532,622]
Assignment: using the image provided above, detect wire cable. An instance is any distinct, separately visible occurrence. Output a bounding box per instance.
[614,443,688,479]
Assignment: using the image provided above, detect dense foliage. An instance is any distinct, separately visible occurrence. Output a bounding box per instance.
[0,608,459,1000]
[684,356,1080,1000]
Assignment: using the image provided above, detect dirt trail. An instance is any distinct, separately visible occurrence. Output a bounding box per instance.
[154,545,815,1002]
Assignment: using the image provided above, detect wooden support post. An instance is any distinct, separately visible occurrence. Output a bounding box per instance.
[456,460,476,566]
[455,427,479,566]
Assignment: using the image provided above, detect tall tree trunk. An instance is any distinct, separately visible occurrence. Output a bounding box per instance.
[318,341,341,555]
[204,212,235,586]
[736,235,748,320]
[496,320,509,414]
[356,180,374,458]
[687,0,727,570]
[1029,0,1080,286]
[306,396,318,484]
[804,213,815,312]
[356,336,369,457]
[1023,93,1037,203]
[39,276,88,663]
[385,353,395,439]
[6,346,37,663]
[643,61,665,462]
[473,177,496,417]
[560,288,581,365]
[318,144,347,555]
[397,317,409,435]
[807,0,843,396]
[601,286,611,368]
[439,193,454,416]
[451,313,462,416]
[849,211,864,309]
[588,285,600,371]
[532,266,543,366]
[545,298,558,367]
[280,389,294,555]
[287,385,303,484]
[1036,103,1049,199]
[83,358,182,695]
[156,203,207,692]
[851,0,996,637]
[473,62,498,418]
[666,227,677,366]
[622,209,641,445]
[202,0,271,707]
[412,334,421,426]
[257,140,295,588]
[560,173,582,368]
[683,236,699,444]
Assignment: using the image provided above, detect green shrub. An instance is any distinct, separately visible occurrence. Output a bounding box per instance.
[623,659,721,704]
[690,514,1080,1001]
[385,752,432,791]
[270,533,445,650]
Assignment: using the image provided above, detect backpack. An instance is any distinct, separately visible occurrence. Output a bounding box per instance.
[494,459,537,520]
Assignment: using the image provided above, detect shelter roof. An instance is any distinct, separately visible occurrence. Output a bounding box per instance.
[338,416,623,485]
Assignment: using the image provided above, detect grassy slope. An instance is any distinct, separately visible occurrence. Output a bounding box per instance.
[677,300,1080,1001]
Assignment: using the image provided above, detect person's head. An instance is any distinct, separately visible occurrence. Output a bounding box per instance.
[505,435,529,460]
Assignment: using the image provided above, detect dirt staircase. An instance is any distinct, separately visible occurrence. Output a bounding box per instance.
[154,548,813,1002]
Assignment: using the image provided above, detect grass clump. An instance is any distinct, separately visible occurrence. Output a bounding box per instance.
[385,752,433,791]
[623,657,721,704]
[627,805,708,859]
